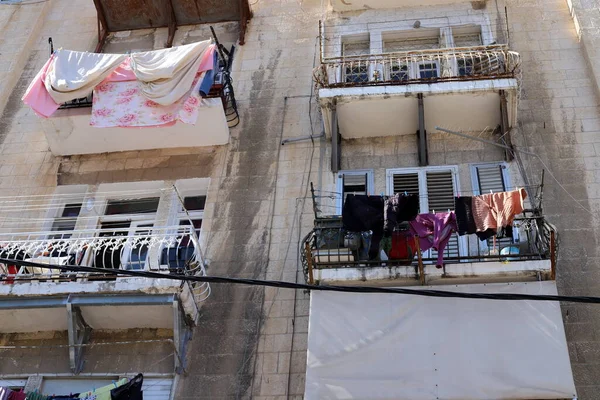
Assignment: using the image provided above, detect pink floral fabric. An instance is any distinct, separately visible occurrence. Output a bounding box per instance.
[90,74,205,128]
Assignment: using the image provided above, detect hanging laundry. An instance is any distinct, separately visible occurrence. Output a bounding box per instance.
[199,50,219,98]
[410,212,457,268]
[383,193,419,234]
[131,40,213,105]
[22,42,216,120]
[1,387,13,400]
[454,196,477,236]
[8,391,27,400]
[21,55,61,117]
[24,393,48,400]
[45,50,127,104]
[110,373,143,400]
[472,188,527,236]
[89,74,205,128]
[78,379,127,400]
[342,194,385,259]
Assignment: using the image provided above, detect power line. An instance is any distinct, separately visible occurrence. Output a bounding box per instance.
[1,257,600,304]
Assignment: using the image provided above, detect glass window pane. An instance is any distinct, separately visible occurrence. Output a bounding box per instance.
[62,203,82,217]
[419,63,438,79]
[105,197,159,215]
[183,196,206,211]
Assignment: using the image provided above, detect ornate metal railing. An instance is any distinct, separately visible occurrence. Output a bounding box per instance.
[314,44,521,89]
[0,225,209,296]
[301,213,556,285]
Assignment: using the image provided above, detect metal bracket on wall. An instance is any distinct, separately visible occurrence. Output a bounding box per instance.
[66,301,92,375]
[417,93,428,166]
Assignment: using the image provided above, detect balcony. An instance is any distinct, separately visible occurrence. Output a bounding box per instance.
[0,225,207,374]
[317,45,520,143]
[329,0,479,12]
[301,212,557,286]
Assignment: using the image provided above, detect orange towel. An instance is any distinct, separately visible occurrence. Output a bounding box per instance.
[472,188,527,233]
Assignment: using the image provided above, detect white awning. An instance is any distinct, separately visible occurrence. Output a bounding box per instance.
[306,281,577,400]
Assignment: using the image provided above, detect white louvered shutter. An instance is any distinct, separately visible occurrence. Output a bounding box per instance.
[341,172,369,209]
[142,377,174,399]
[392,172,420,196]
[475,164,506,194]
[426,171,460,260]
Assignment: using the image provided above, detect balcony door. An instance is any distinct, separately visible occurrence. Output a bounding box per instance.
[93,197,159,271]
[386,166,466,263]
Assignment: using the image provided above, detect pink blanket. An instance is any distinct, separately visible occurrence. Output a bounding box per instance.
[22,44,216,128]
[90,73,204,128]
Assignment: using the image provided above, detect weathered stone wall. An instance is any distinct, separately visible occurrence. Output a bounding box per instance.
[2,0,600,398]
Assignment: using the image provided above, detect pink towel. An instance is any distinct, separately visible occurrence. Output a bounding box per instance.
[21,55,60,117]
[472,188,527,233]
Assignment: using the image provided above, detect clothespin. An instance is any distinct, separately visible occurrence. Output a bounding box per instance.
[380,192,384,197]
[432,209,435,214]
[490,190,493,194]
[404,191,408,196]
[457,192,460,198]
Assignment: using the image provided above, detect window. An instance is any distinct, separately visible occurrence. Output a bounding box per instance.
[457,58,475,76]
[390,63,409,82]
[336,170,374,213]
[342,40,370,83]
[471,162,517,248]
[50,203,82,239]
[94,197,159,270]
[105,197,160,215]
[471,163,511,195]
[418,63,439,79]
[178,195,206,238]
[386,167,463,261]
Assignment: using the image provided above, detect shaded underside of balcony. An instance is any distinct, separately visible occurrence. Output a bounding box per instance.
[319,78,518,139]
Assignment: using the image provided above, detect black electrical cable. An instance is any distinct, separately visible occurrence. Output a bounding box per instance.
[2,257,600,304]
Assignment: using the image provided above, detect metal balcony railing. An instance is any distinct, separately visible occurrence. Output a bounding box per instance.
[0,225,209,300]
[314,45,521,89]
[301,213,557,285]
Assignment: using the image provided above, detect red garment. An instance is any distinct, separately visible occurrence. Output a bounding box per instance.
[472,189,527,234]
[8,391,26,400]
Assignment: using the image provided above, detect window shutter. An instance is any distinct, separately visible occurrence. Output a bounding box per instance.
[425,171,455,212]
[476,164,506,194]
[474,164,515,247]
[392,172,420,211]
[426,170,460,260]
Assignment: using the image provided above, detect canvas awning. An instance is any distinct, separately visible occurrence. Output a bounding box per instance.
[306,281,577,400]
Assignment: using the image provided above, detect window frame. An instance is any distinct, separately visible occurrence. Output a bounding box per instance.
[336,169,375,214]
[469,162,519,248]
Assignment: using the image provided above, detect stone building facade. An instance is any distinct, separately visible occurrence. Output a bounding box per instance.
[0,0,599,398]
